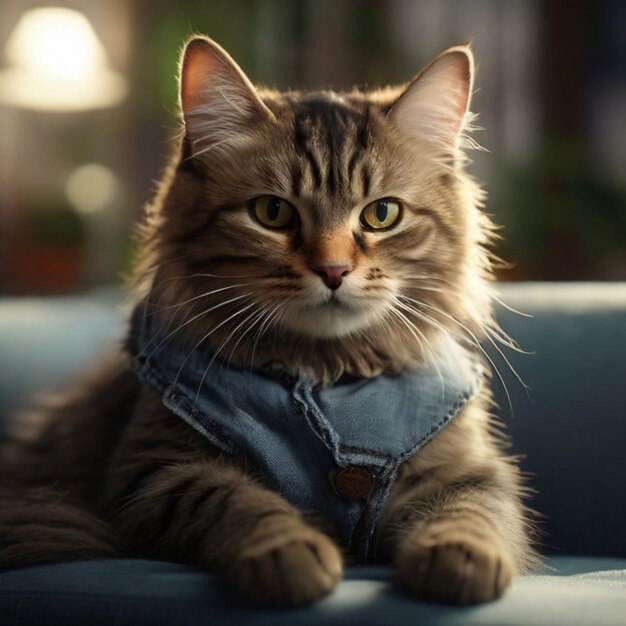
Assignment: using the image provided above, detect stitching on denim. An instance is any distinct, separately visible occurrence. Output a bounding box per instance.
[128,341,238,455]
[338,445,392,460]
[397,376,482,465]
[292,379,341,457]
[162,387,237,455]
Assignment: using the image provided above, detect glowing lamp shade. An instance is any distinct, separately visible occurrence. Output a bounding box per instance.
[0,8,127,111]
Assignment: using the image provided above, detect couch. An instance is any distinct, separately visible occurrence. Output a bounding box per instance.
[1,282,625,625]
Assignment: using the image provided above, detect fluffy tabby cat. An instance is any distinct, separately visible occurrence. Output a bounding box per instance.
[0,36,536,607]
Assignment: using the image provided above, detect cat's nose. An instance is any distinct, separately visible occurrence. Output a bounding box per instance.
[312,264,352,291]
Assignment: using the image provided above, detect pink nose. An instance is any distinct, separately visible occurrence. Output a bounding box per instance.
[313,264,352,291]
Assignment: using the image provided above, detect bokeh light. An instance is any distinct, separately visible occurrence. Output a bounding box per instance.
[66,164,119,215]
[0,7,127,111]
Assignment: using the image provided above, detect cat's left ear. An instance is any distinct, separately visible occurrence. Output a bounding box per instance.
[388,46,474,155]
[179,37,274,156]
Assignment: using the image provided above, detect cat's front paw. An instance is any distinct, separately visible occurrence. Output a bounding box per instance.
[227,521,343,608]
[396,520,513,605]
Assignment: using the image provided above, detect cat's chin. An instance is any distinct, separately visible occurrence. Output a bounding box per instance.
[280,300,382,339]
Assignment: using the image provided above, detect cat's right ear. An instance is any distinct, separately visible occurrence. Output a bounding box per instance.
[179,37,274,157]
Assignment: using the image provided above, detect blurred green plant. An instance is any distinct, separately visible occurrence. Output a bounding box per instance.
[495,137,626,280]
[27,200,85,247]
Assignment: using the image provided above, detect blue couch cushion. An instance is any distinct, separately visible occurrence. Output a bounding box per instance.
[0,292,125,428]
[1,557,625,626]
[489,283,626,558]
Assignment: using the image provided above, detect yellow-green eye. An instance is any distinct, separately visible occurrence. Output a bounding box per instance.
[253,196,295,229]
[360,199,401,230]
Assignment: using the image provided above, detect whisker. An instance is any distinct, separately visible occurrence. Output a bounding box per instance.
[404,284,451,295]
[482,323,532,355]
[197,304,266,379]
[402,278,531,355]
[158,271,267,283]
[249,301,289,370]
[272,301,291,336]
[145,292,254,359]
[408,297,530,394]
[223,306,271,370]
[192,301,259,404]
[146,283,250,315]
[358,305,395,348]
[400,273,448,283]
[489,290,533,318]
[388,305,445,391]
[397,296,515,413]
[387,305,427,359]
[172,300,259,388]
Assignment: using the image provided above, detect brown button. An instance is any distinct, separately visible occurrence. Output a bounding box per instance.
[334,466,373,499]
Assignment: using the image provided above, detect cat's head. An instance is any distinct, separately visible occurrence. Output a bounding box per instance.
[138,36,496,381]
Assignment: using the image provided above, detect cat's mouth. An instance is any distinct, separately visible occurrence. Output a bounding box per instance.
[319,293,349,309]
[276,283,387,338]
[315,291,363,314]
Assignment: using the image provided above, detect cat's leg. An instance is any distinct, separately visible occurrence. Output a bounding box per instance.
[377,399,535,605]
[0,485,120,569]
[105,396,342,608]
[388,479,520,604]
[109,459,342,607]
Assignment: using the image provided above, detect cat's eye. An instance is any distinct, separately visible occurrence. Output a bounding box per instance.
[253,196,296,229]
[360,199,401,231]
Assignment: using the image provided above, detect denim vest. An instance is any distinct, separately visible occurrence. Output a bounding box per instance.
[127,305,482,561]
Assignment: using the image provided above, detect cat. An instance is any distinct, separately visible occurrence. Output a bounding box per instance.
[0,36,537,608]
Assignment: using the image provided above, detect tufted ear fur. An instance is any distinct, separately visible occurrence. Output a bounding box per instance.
[388,46,475,157]
[179,37,274,158]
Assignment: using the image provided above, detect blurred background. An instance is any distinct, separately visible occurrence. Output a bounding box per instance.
[0,0,625,295]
